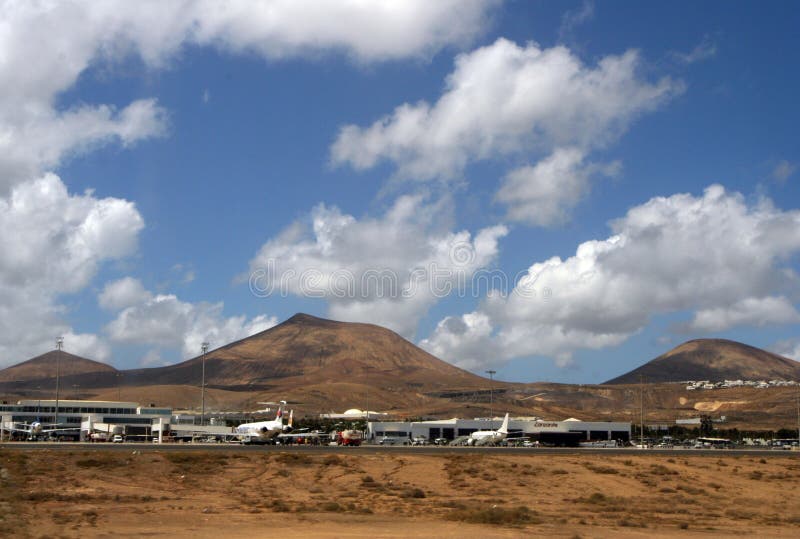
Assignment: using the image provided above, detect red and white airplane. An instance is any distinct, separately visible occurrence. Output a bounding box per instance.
[234,401,293,443]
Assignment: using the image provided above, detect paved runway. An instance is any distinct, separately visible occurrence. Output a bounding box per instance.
[2,441,798,458]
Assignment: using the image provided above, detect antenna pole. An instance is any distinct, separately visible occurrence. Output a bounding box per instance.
[200,342,209,426]
[55,336,63,430]
[639,375,645,448]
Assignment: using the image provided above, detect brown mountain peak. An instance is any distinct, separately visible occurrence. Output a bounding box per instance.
[124,313,487,391]
[280,312,347,329]
[606,338,800,384]
[0,350,117,383]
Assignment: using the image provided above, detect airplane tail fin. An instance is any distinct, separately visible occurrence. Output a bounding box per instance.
[498,413,510,434]
[286,409,293,430]
[275,400,286,420]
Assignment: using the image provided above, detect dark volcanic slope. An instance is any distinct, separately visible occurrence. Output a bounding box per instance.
[126,313,488,390]
[606,338,800,384]
[0,350,117,383]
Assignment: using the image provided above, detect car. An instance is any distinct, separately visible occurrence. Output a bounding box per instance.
[433,438,449,446]
[378,436,403,445]
[111,434,124,443]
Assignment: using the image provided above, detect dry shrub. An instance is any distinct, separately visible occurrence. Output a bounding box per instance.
[676,484,706,495]
[320,501,343,512]
[268,499,290,512]
[399,487,426,499]
[575,492,627,513]
[75,455,122,469]
[580,492,607,504]
[725,508,758,520]
[165,452,228,474]
[448,505,539,526]
[322,454,344,466]
[438,500,467,510]
[585,464,619,475]
[618,518,646,528]
[649,464,677,476]
[273,453,311,465]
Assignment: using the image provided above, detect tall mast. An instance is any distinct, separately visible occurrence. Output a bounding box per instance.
[639,374,645,448]
[55,336,63,428]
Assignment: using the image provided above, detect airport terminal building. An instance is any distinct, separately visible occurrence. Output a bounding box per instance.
[367,417,631,446]
[0,400,172,441]
[0,400,247,441]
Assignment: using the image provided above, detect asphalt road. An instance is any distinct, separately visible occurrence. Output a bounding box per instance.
[2,442,798,458]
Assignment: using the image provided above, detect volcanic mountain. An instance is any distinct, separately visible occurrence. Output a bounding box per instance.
[126,313,487,390]
[0,350,117,383]
[605,339,800,384]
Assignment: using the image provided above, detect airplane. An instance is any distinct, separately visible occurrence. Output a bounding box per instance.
[5,421,76,441]
[233,401,293,443]
[467,413,510,446]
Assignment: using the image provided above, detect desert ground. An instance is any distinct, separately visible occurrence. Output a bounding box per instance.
[1,447,799,538]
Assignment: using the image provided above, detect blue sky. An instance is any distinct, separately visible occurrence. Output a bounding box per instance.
[1,1,799,383]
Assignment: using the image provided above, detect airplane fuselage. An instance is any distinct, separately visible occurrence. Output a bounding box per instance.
[468,413,510,445]
[235,420,283,440]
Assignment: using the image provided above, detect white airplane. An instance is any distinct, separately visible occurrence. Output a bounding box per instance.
[468,413,510,445]
[234,401,293,443]
[6,421,76,440]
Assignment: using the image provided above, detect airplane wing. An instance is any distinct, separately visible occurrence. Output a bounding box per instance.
[6,422,77,437]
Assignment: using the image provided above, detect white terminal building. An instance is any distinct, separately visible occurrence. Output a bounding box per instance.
[367,417,631,446]
[0,400,254,442]
[0,400,172,441]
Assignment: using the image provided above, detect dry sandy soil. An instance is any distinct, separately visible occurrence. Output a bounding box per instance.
[1,447,799,538]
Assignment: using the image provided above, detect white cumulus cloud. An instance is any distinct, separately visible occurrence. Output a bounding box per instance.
[104,286,277,359]
[0,173,143,365]
[331,37,681,225]
[686,296,800,333]
[422,185,800,370]
[99,278,153,311]
[0,0,495,190]
[332,38,679,175]
[247,195,507,338]
[771,339,800,362]
[496,147,621,226]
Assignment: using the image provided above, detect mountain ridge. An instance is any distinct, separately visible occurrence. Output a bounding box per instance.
[0,350,117,383]
[605,338,800,384]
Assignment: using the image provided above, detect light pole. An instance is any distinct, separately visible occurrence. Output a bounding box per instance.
[55,336,63,428]
[486,369,496,430]
[200,342,209,426]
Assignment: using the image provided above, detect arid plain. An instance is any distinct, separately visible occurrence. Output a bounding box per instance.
[2,447,799,538]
